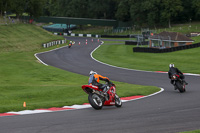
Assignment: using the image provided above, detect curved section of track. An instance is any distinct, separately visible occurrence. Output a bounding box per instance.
[1,37,200,133]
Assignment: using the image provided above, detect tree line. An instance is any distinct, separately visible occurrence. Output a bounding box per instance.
[1,0,200,28]
[0,0,45,18]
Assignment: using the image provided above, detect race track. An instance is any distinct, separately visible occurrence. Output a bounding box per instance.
[1,37,200,133]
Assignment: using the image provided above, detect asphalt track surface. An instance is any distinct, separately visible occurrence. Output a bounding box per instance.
[1,37,200,133]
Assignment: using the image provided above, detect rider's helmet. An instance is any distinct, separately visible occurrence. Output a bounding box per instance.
[89,70,97,75]
[169,63,174,68]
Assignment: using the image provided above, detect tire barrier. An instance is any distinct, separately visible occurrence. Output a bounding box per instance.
[42,39,67,48]
[101,35,130,38]
[133,42,200,53]
[54,32,100,38]
[54,33,140,39]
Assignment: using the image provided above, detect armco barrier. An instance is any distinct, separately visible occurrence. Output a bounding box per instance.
[133,42,200,53]
[42,39,67,48]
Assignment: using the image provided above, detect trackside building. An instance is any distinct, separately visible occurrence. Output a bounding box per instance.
[149,31,194,48]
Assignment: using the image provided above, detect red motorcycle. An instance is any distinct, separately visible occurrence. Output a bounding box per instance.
[81,81,122,110]
[171,74,186,93]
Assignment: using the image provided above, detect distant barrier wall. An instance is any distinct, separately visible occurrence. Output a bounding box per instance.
[101,35,130,38]
[133,43,200,53]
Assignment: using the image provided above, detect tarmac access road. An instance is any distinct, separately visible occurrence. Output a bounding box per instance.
[1,37,200,133]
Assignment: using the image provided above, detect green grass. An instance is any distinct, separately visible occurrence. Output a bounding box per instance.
[0,49,89,112]
[192,36,200,44]
[180,130,200,133]
[0,23,160,113]
[156,22,200,34]
[93,44,200,74]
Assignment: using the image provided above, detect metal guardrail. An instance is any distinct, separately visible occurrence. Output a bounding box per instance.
[42,39,67,48]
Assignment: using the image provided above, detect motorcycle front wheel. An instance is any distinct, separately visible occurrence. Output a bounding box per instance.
[88,93,103,110]
[115,94,122,107]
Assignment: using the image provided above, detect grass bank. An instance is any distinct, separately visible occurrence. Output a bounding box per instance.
[0,23,159,113]
[0,24,63,52]
[93,44,200,74]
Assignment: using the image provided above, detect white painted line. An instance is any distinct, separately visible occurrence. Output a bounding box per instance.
[34,53,49,66]
[34,45,68,66]
[63,104,91,109]
[8,110,52,115]
[121,88,164,102]
[184,73,200,76]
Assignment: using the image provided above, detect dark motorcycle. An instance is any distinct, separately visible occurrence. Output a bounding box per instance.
[171,74,186,93]
[81,81,122,110]
[68,43,72,48]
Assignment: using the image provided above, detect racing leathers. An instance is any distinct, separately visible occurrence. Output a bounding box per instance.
[88,73,109,93]
[168,67,187,85]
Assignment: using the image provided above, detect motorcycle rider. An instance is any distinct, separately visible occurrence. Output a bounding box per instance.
[168,63,188,89]
[88,70,110,94]
[69,41,72,47]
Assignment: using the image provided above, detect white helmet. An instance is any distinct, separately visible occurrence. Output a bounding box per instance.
[169,63,174,68]
[89,70,97,75]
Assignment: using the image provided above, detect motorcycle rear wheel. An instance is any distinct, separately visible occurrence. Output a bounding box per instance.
[88,93,103,110]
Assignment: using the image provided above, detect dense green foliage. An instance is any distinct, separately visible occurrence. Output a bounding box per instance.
[42,0,200,28]
[1,0,200,28]
[0,0,45,18]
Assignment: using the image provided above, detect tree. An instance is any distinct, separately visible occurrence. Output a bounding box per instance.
[192,0,200,20]
[115,0,130,22]
[0,0,12,16]
[161,0,183,28]
[169,0,193,23]
[129,0,143,26]
[143,0,161,28]
[10,0,26,18]
[60,0,89,18]
[26,0,46,18]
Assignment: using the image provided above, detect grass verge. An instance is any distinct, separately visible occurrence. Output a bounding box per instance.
[180,130,200,133]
